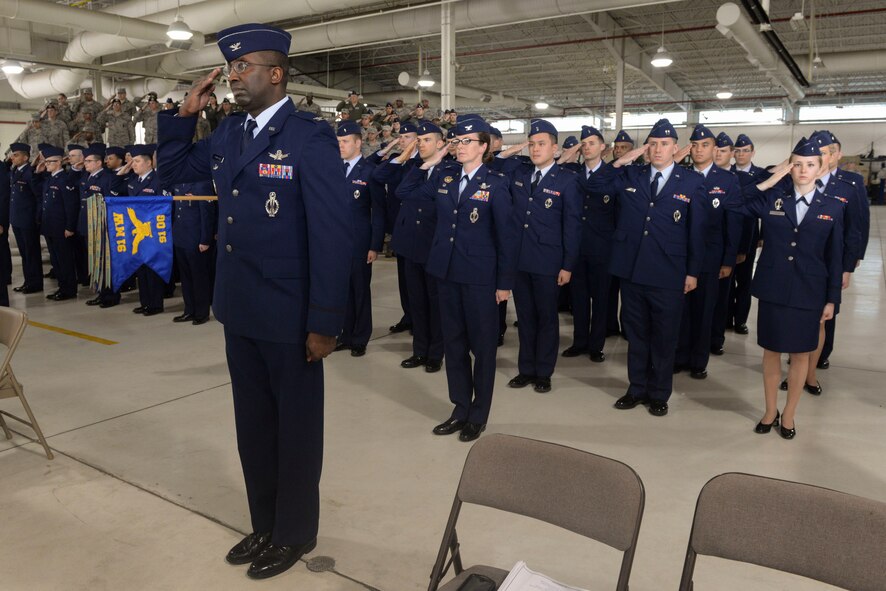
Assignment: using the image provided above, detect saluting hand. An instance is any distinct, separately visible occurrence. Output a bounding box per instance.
[500,141,529,159]
[756,161,791,191]
[675,144,691,163]
[306,332,337,362]
[396,140,417,164]
[684,275,698,294]
[614,144,648,168]
[179,68,222,118]
[420,145,448,170]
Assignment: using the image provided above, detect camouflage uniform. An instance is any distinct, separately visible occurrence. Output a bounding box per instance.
[193,116,211,142]
[97,110,135,147]
[15,123,44,156]
[135,107,159,144]
[40,118,70,148]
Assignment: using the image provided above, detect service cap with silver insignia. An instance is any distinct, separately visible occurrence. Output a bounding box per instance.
[470,207,479,224]
[266,191,279,217]
[775,198,783,211]
[354,190,361,199]
[544,197,553,209]
[673,210,681,223]
[712,198,720,208]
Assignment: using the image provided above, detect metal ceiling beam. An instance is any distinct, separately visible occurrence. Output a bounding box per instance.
[580,11,691,111]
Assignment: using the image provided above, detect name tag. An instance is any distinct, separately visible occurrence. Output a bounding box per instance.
[626,187,637,193]
[437,189,449,195]
[258,163,293,180]
[515,181,524,187]
[769,210,786,216]
[470,190,490,202]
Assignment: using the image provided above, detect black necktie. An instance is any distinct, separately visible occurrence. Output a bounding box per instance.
[650,171,662,197]
[241,119,257,155]
[458,175,469,201]
[798,195,810,206]
[815,179,823,189]
[344,161,350,177]
[531,170,542,192]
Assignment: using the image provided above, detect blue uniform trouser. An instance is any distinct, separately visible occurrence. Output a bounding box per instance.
[570,255,611,353]
[12,224,42,289]
[404,257,443,360]
[136,264,165,310]
[730,250,755,327]
[607,276,622,333]
[174,246,213,319]
[44,234,77,296]
[621,279,685,402]
[395,254,412,326]
[677,271,719,370]
[73,233,88,285]
[341,257,373,347]
[514,270,560,378]
[498,300,508,336]
[710,276,732,350]
[0,230,11,284]
[225,329,323,546]
[438,280,498,425]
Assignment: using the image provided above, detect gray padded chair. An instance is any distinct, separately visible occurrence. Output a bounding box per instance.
[0,307,53,459]
[679,472,886,590]
[428,434,645,591]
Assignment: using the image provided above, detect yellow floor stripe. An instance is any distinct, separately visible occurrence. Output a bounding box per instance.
[27,321,118,346]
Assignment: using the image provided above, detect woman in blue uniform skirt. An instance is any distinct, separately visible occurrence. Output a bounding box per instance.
[741,138,843,439]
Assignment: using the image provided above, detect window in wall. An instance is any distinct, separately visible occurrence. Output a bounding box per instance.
[698,108,783,125]
[798,104,886,122]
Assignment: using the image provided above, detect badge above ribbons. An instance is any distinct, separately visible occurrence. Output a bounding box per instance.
[105,196,174,291]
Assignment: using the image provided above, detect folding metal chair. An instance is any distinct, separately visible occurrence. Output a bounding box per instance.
[428,433,644,591]
[679,472,886,590]
[0,307,53,459]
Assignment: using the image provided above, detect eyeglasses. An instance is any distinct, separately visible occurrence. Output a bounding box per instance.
[449,139,482,146]
[222,60,279,77]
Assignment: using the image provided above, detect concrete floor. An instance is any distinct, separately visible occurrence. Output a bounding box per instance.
[2,209,884,591]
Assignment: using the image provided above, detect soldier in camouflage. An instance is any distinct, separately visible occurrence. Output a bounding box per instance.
[98,99,135,147]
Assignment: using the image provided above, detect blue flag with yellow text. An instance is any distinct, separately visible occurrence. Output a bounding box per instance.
[104,196,174,291]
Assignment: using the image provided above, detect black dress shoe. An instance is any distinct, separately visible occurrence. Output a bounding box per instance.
[804,381,822,396]
[424,359,442,373]
[173,313,194,323]
[458,422,486,442]
[648,400,669,416]
[333,341,349,352]
[86,297,102,306]
[816,358,829,370]
[133,306,146,314]
[533,377,551,393]
[401,355,427,368]
[754,411,780,434]
[225,532,272,565]
[350,345,366,357]
[389,321,412,333]
[779,379,788,391]
[779,421,797,440]
[433,418,466,435]
[192,316,210,325]
[690,368,708,380]
[614,393,647,410]
[247,539,316,580]
[497,334,504,347]
[43,270,56,279]
[561,345,587,358]
[507,374,535,388]
[734,323,749,335]
[99,301,118,308]
[48,292,76,301]
[13,285,25,292]
[21,286,43,294]
[142,308,164,317]
[589,351,605,363]
[46,290,60,299]
[710,346,724,356]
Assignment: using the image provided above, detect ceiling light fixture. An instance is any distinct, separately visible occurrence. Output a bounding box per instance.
[651,46,673,68]
[1,60,24,75]
[716,90,733,100]
[417,69,435,88]
[166,16,193,41]
[534,100,549,110]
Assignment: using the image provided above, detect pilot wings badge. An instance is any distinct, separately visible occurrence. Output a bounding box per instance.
[268,150,289,161]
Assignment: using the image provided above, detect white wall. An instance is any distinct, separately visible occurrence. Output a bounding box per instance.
[504,121,886,170]
[0,109,33,153]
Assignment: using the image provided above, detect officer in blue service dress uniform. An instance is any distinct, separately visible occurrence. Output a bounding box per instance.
[389,121,460,372]
[157,24,352,580]
[403,114,518,442]
[35,144,79,300]
[565,125,617,362]
[125,144,168,316]
[674,125,743,378]
[334,121,385,356]
[729,133,770,335]
[710,131,738,355]
[740,138,843,440]
[606,129,635,335]
[65,143,89,286]
[171,181,216,325]
[80,144,126,307]
[8,142,43,293]
[498,119,582,393]
[590,119,707,416]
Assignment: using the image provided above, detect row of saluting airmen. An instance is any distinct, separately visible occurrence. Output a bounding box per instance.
[324,113,868,443]
[1,141,216,325]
